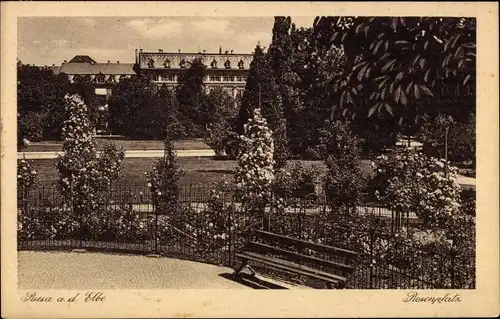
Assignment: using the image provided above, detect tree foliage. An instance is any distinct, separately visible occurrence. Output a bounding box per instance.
[312,17,476,135]
[234,45,289,168]
[17,61,70,142]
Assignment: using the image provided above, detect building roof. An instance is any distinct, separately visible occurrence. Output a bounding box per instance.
[56,62,136,75]
[137,51,253,71]
[68,55,97,64]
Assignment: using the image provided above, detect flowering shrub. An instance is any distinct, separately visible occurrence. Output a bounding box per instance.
[371,148,461,229]
[56,94,124,216]
[17,159,37,201]
[145,138,184,214]
[196,180,242,251]
[18,207,79,241]
[235,108,275,213]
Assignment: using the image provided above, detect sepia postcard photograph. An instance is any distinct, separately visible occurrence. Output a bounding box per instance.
[1,1,499,318]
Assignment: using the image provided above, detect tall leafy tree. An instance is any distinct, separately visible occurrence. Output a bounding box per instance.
[107,75,156,138]
[17,61,70,142]
[267,17,307,156]
[312,17,476,137]
[176,58,208,136]
[234,45,289,169]
[70,75,104,130]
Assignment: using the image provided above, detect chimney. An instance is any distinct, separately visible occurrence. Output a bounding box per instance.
[117,61,120,64]
[63,60,67,64]
[52,64,55,67]
[225,50,229,54]
[203,50,206,54]
[178,49,181,53]
[159,49,163,53]
[107,60,110,64]
[219,46,222,54]
[139,49,143,53]
[230,50,233,54]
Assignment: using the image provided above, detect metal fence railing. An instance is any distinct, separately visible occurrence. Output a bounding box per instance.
[17,182,475,289]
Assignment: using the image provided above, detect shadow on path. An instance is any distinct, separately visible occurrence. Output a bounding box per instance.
[219,273,289,290]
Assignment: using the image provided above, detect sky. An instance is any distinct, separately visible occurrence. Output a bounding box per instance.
[18,16,316,66]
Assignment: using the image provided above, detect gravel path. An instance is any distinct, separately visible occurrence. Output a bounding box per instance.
[18,251,249,289]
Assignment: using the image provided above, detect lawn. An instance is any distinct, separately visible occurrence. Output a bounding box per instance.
[31,157,375,187]
[18,138,211,152]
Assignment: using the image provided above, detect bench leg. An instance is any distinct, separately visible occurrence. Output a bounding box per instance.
[233,259,248,277]
[247,265,256,276]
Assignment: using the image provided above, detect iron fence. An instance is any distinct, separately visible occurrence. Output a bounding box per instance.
[18,182,475,289]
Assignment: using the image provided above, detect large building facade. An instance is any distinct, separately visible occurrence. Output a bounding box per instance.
[135,48,252,100]
[50,55,136,98]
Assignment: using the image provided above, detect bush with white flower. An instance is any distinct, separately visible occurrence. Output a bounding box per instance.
[371,148,461,229]
[56,94,124,217]
[145,138,184,214]
[197,180,242,252]
[235,108,275,214]
[17,159,37,201]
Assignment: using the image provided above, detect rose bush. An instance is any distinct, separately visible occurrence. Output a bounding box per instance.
[17,159,37,201]
[235,108,275,214]
[56,94,124,217]
[371,148,462,229]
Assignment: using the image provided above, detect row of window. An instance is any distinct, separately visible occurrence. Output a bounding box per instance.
[153,74,246,82]
[147,58,246,69]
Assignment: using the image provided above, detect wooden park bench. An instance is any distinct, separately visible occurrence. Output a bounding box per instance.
[234,229,358,289]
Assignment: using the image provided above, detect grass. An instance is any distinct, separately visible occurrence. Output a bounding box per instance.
[31,158,375,187]
[18,138,211,152]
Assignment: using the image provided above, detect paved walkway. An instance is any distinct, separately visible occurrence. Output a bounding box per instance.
[18,251,246,289]
[18,149,215,160]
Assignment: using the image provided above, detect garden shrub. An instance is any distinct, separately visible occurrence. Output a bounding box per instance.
[234,108,275,214]
[273,162,321,201]
[56,94,124,217]
[321,120,365,216]
[17,159,37,201]
[146,137,184,215]
[371,149,462,229]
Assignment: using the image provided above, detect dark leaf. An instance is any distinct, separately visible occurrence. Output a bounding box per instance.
[374,40,384,55]
[424,69,431,83]
[414,84,420,99]
[395,71,404,83]
[368,104,378,117]
[420,85,434,97]
[463,74,472,85]
[400,90,408,105]
[381,59,396,73]
[385,103,393,116]
[394,85,401,102]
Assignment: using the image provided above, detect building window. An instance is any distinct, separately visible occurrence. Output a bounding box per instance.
[236,74,245,82]
[153,74,161,82]
[179,59,186,68]
[147,59,155,68]
[223,74,233,82]
[164,73,175,82]
[211,59,218,69]
[95,74,105,84]
[208,74,219,82]
[238,59,244,69]
[164,59,171,68]
[224,59,231,69]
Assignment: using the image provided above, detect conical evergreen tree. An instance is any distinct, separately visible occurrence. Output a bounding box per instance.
[234,45,289,169]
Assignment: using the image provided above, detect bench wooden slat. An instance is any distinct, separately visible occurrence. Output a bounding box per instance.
[236,251,347,283]
[254,230,359,258]
[247,241,354,273]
